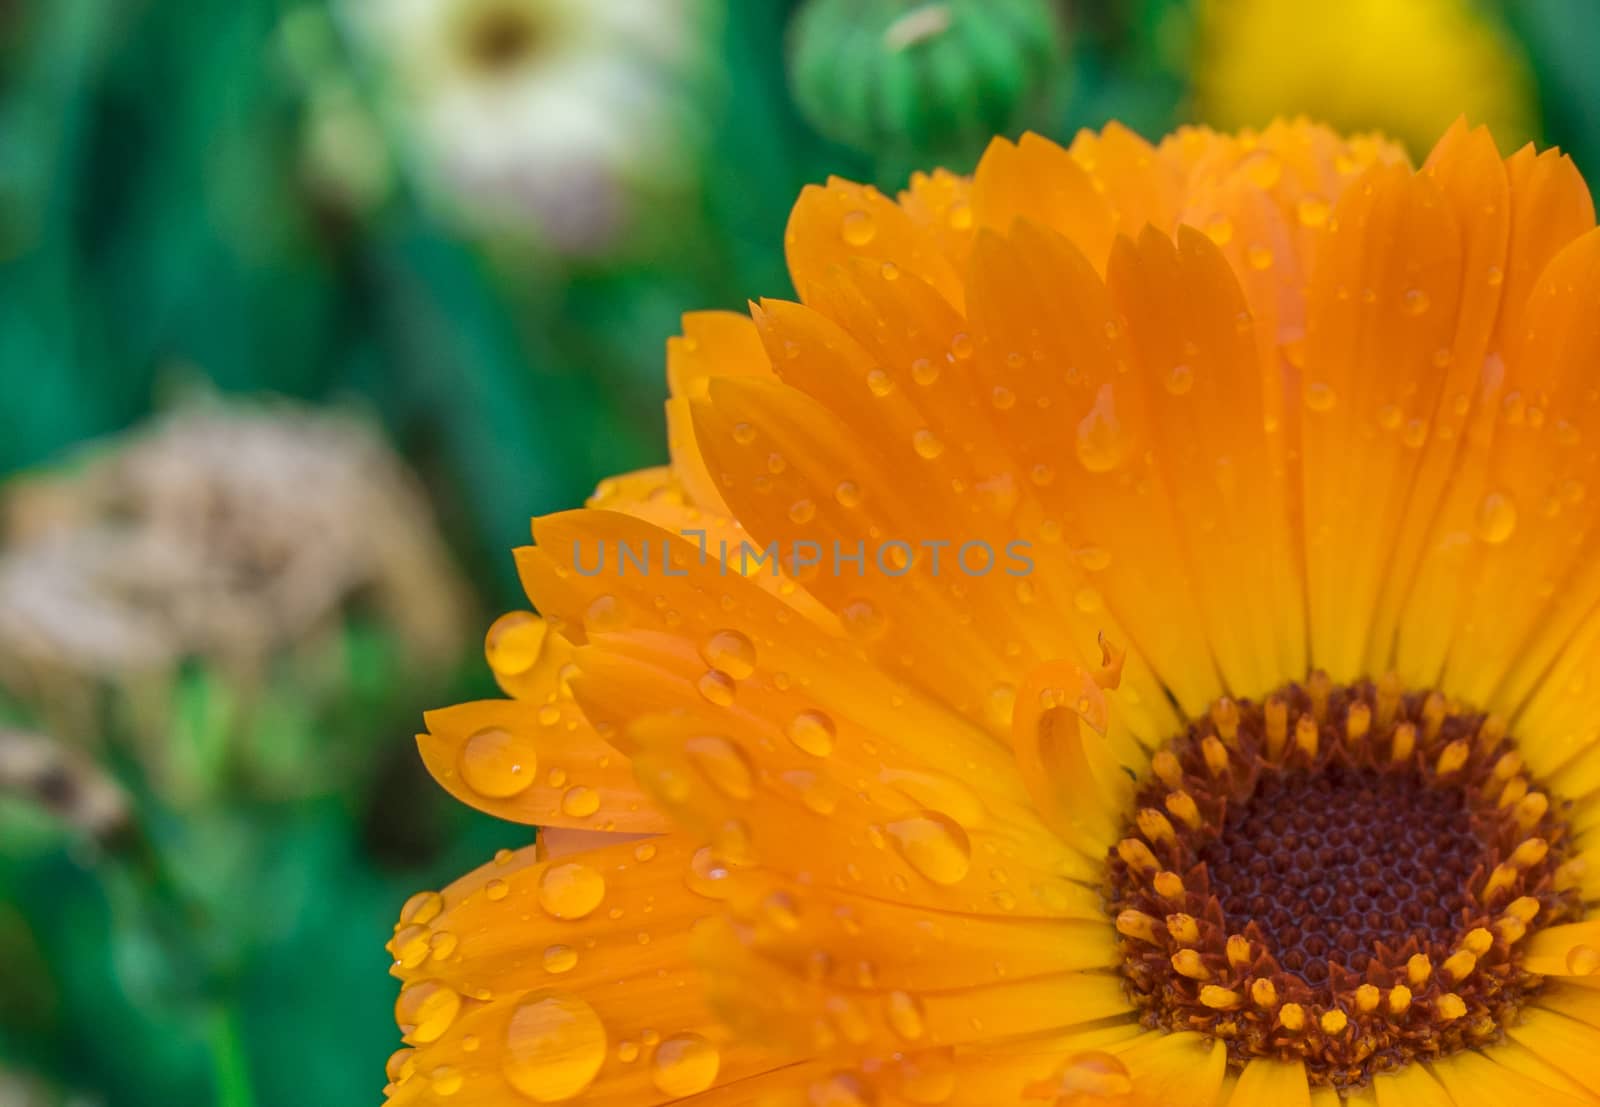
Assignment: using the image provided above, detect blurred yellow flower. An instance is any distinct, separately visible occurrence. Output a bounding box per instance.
[1193,0,1538,158]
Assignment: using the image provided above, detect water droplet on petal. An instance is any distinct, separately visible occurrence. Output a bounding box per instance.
[1246,244,1273,270]
[1403,288,1431,315]
[789,498,817,524]
[652,1034,721,1096]
[1305,382,1336,412]
[686,847,732,898]
[485,878,509,901]
[561,786,600,817]
[1297,197,1329,227]
[911,357,939,386]
[885,811,972,885]
[1475,491,1517,544]
[841,599,888,641]
[486,611,545,676]
[1076,384,1125,473]
[396,980,463,1045]
[399,890,444,926]
[886,990,927,1040]
[460,727,535,798]
[584,594,628,633]
[701,629,757,679]
[430,1066,463,1096]
[502,992,608,1101]
[841,210,876,246]
[697,670,737,706]
[912,429,945,459]
[1163,364,1194,395]
[543,945,578,973]
[787,710,837,756]
[834,480,862,508]
[538,863,605,919]
[866,368,894,397]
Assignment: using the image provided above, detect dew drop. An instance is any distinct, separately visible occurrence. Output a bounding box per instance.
[1567,944,1600,975]
[732,421,757,445]
[396,981,462,1044]
[1076,384,1125,473]
[841,598,888,641]
[1475,491,1517,544]
[834,480,863,508]
[880,261,900,281]
[399,890,444,927]
[840,210,876,246]
[787,709,837,756]
[485,878,509,902]
[991,385,1016,410]
[430,1066,463,1096]
[686,846,732,899]
[1051,1051,1133,1099]
[911,357,939,386]
[885,811,972,885]
[1074,545,1112,572]
[650,1034,720,1096]
[788,498,817,524]
[459,727,535,799]
[543,944,578,973]
[950,332,975,359]
[1377,404,1402,430]
[866,368,894,397]
[1305,382,1336,412]
[697,670,737,707]
[912,429,945,459]
[1486,265,1504,286]
[485,611,545,676]
[537,704,562,727]
[561,786,601,817]
[1403,288,1431,316]
[701,629,757,679]
[1246,244,1273,270]
[502,992,607,1102]
[538,863,606,919]
[1164,363,1194,395]
[584,594,628,633]
[886,990,927,1040]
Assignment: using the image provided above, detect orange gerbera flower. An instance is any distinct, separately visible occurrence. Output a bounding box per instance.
[384,118,1600,1106]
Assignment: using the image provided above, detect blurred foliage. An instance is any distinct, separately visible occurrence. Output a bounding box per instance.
[0,0,1596,1103]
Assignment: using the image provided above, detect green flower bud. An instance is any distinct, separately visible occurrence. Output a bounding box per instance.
[789,0,1066,166]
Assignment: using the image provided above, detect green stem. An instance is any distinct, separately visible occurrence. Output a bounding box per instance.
[208,1003,255,1107]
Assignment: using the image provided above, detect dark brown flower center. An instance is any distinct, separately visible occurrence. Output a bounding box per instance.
[1105,677,1580,1089]
[460,3,546,73]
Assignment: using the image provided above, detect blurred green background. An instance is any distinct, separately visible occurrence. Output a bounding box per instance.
[0,0,1594,1102]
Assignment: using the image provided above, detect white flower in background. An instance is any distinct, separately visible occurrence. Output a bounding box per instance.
[344,0,710,253]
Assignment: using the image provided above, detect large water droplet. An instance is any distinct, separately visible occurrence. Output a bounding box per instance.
[697,670,737,707]
[787,710,837,757]
[396,981,461,1044]
[701,629,757,680]
[651,1034,721,1097]
[502,992,607,1102]
[399,890,444,927]
[1475,491,1517,544]
[561,786,600,817]
[884,811,972,885]
[1075,385,1125,473]
[885,990,926,1040]
[459,727,535,798]
[485,611,545,676]
[841,210,876,247]
[538,863,605,919]
[685,846,732,898]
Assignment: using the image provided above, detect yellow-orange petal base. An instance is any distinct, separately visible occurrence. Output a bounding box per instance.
[385,118,1600,1107]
